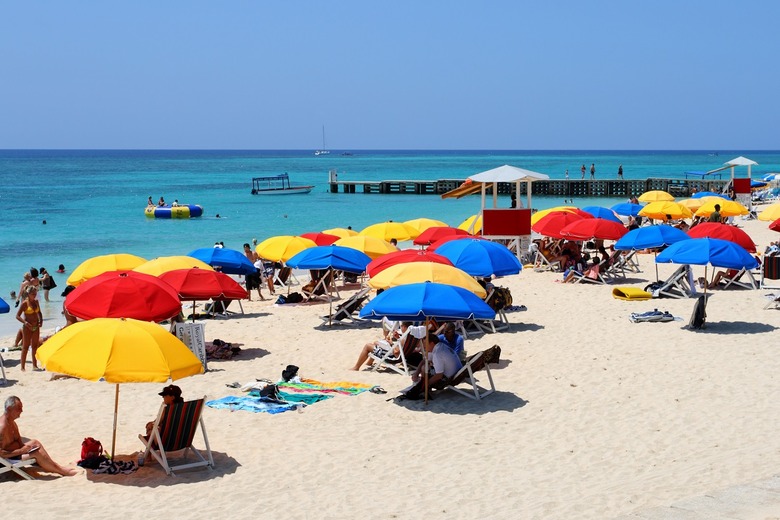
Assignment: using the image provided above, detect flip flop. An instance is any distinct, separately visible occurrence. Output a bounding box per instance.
[370,386,387,394]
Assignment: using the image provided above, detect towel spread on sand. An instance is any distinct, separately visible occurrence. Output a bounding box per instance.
[279,378,373,396]
[247,389,333,405]
[206,396,299,414]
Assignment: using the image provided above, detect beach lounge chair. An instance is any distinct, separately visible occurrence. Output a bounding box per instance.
[369,327,422,376]
[274,266,299,287]
[138,397,214,476]
[0,454,37,480]
[320,286,371,325]
[530,243,561,272]
[760,254,780,290]
[303,269,338,302]
[443,348,499,400]
[470,287,510,333]
[719,267,759,290]
[572,264,608,284]
[653,264,697,299]
[0,351,6,385]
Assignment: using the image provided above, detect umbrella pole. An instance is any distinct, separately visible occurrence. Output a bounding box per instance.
[654,251,659,282]
[328,268,333,327]
[111,383,119,459]
[424,317,429,405]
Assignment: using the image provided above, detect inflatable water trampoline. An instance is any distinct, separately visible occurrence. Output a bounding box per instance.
[145,204,203,219]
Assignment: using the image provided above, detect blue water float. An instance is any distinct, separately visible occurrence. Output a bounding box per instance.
[145,204,203,219]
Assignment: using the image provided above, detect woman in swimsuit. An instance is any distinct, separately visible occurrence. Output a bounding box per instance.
[15,287,43,371]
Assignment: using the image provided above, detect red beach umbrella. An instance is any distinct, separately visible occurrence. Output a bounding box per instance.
[687,222,756,253]
[531,212,587,239]
[769,218,780,233]
[365,249,454,278]
[300,232,341,246]
[159,268,248,300]
[413,226,470,246]
[560,218,628,241]
[64,271,182,322]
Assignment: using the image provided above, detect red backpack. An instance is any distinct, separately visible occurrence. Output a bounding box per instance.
[80,437,104,461]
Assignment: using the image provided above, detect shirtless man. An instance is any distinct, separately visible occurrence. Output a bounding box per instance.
[0,396,78,476]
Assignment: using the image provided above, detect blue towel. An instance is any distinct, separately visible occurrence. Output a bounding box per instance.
[206,396,299,414]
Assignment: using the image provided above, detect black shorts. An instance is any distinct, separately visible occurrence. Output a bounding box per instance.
[246,272,261,290]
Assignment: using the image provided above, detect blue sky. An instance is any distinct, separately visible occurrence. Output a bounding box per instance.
[1,1,778,149]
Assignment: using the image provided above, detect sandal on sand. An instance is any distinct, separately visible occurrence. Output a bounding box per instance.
[226,382,240,388]
[370,386,387,394]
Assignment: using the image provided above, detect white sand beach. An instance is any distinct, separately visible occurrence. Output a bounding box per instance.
[1,218,779,519]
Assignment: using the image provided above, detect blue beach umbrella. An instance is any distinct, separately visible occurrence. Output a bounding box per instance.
[692,191,729,199]
[359,282,495,322]
[433,238,522,277]
[751,180,767,188]
[762,173,780,182]
[0,297,9,314]
[187,247,256,275]
[657,238,758,270]
[611,202,643,217]
[614,225,690,251]
[286,245,371,273]
[581,206,622,223]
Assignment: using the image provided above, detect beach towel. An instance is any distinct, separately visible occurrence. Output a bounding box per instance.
[612,287,653,301]
[279,378,374,396]
[206,396,299,414]
[629,309,674,323]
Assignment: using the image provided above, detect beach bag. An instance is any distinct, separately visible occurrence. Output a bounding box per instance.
[285,292,304,304]
[275,295,287,305]
[259,384,281,400]
[689,295,707,329]
[282,365,299,382]
[81,437,103,461]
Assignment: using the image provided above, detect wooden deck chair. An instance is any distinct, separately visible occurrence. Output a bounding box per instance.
[444,350,496,400]
[369,328,422,376]
[138,397,214,476]
[654,264,696,299]
[320,286,370,324]
[0,455,37,480]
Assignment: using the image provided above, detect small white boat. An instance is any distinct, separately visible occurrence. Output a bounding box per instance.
[314,125,329,156]
[251,173,313,195]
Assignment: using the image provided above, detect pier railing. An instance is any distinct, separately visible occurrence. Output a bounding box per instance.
[328,178,728,198]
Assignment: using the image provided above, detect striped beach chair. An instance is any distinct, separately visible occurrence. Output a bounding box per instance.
[138,397,214,476]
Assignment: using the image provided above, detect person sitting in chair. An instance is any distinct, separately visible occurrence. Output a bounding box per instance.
[410,332,462,392]
[145,385,184,437]
[437,322,465,358]
[350,322,412,371]
[0,396,78,476]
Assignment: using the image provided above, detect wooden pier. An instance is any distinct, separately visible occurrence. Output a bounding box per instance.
[328,178,728,198]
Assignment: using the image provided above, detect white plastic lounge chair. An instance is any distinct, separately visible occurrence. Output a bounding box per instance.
[138,397,214,476]
[0,454,37,480]
[654,264,697,299]
[444,351,496,400]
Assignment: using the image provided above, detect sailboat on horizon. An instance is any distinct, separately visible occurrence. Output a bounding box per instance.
[314,125,330,156]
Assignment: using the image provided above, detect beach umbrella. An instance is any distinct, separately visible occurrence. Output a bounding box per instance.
[678,198,704,212]
[299,232,341,246]
[403,218,448,234]
[762,173,780,182]
[413,226,470,246]
[287,245,372,325]
[36,317,204,458]
[428,234,488,251]
[322,227,358,239]
[687,222,756,252]
[64,271,182,322]
[133,256,214,277]
[359,221,420,242]
[751,180,767,189]
[615,225,690,281]
[757,203,780,222]
[694,200,749,218]
[581,206,622,223]
[692,191,729,199]
[770,218,780,233]
[434,238,522,277]
[333,235,398,260]
[187,247,256,275]
[457,214,482,234]
[530,207,592,225]
[159,268,248,301]
[255,235,316,263]
[611,202,643,217]
[365,250,454,278]
[67,253,148,286]
[638,201,693,221]
[531,212,587,239]
[638,190,675,203]
[359,282,495,322]
[657,238,759,270]
[0,297,9,314]
[560,218,628,241]
[368,262,487,298]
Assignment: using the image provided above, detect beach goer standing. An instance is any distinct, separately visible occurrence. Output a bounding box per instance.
[15,287,42,371]
[40,267,56,302]
[581,164,586,179]
[0,396,78,476]
[243,243,264,301]
[617,165,623,179]
[709,204,722,223]
[590,163,596,179]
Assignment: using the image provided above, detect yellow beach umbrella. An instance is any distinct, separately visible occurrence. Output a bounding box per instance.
[638,190,675,203]
[638,201,693,221]
[694,199,749,218]
[255,236,316,263]
[359,221,420,241]
[677,198,703,212]
[334,235,398,260]
[458,214,483,234]
[37,317,204,458]
[758,202,780,222]
[133,256,214,277]
[67,253,148,286]
[368,262,487,298]
[404,218,448,234]
[322,227,358,239]
[530,206,579,225]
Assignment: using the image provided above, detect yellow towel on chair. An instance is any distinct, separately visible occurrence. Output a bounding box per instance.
[612,287,652,301]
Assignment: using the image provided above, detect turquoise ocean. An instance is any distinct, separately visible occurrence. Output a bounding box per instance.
[2,149,779,337]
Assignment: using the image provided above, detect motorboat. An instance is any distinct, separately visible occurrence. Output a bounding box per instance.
[251,173,313,195]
